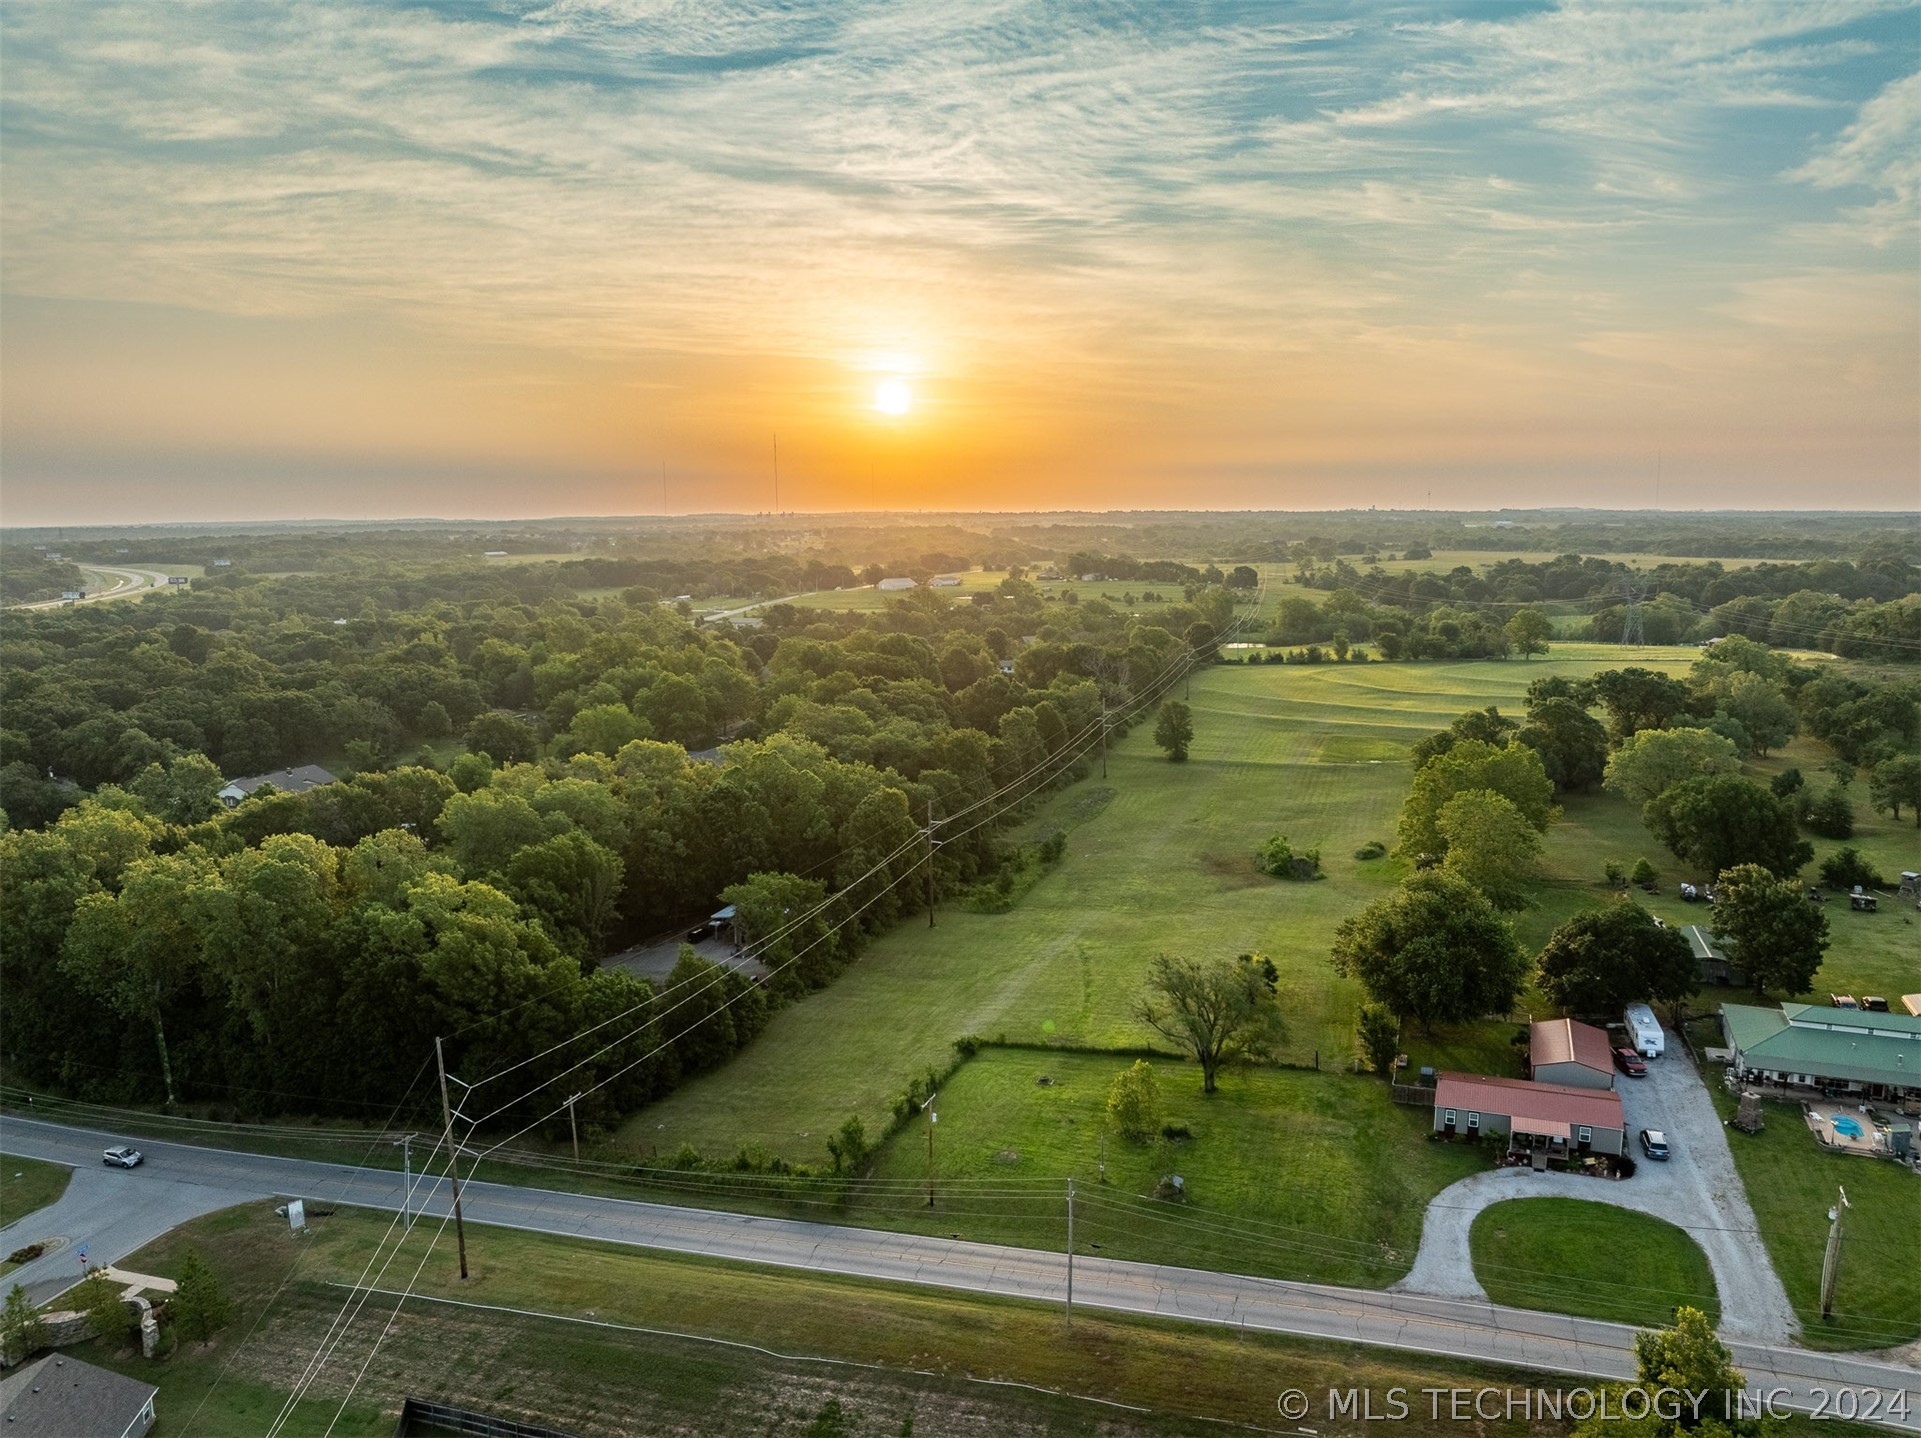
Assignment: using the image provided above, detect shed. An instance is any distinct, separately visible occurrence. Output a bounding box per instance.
[1526,1018,1615,1090]
[1683,924,1747,987]
[0,1355,157,1437]
[876,577,917,591]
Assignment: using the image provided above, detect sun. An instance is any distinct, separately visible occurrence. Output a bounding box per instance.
[874,377,912,415]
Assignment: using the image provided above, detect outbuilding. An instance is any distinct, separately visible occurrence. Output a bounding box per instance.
[875,577,917,591]
[1526,1018,1615,1090]
[1683,924,1747,987]
[1432,1072,1626,1163]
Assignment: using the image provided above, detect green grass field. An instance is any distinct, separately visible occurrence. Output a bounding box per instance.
[623,644,1713,1164]
[92,1201,1589,1438]
[1707,1092,1921,1353]
[1469,1198,1719,1329]
[0,1154,71,1232]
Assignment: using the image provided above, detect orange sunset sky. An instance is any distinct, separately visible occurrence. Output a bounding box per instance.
[2,1,1917,523]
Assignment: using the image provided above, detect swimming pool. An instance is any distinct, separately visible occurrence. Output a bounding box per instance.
[1832,1116,1865,1139]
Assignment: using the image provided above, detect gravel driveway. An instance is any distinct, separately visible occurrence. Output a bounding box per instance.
[1396,1030,1800,1345]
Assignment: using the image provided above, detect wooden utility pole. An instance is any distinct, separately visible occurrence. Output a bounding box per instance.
[1065,1177,1075,1328]
[565,1093,582,1164]
[925,1094,938,1208]
[1819,1185,1849,1320]
[434,1036,470,1281]
[392,1134,414,1230]
[925,800,937,929]
[1099,708,1108,779]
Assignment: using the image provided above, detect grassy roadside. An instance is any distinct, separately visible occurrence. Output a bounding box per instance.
[1708,1089,1921,1353]
[0,1154,72,1232]
[1470,1198,1720,1328]
[80,1202,1599,1437]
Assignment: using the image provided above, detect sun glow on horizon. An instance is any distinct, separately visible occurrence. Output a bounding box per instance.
[874,377,912,415]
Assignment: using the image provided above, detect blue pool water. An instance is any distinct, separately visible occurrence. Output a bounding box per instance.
[1832,1116,1864,1139]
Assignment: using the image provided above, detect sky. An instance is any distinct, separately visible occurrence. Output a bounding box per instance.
[2,0,1917,524]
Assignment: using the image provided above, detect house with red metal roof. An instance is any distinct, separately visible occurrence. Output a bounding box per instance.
[1432,1071,1626,1165]
[1526,1017,1615,1090]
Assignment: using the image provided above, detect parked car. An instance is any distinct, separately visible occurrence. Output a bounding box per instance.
[1638,1128,1670,1161]
[1612,1047,1648,1078]
[101,1145,144,1169]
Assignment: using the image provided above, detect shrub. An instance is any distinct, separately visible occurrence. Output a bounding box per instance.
[1036,830,1068,864]
[1604,860,1626,889]
[1817,847,1886,892]
[1258,834,1321,879]
[1357,1003,1400,1076]
[1353,840,1387,860]
[1106,1060,1164,1144]
[1629,856,1658,888]
[171,1248,232,1343]
[825,1115,869,1174]
[1770,768,1804,798]
[1160,1122,1192,1141]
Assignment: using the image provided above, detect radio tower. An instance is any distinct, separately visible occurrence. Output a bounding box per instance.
[1621,576,1645,646]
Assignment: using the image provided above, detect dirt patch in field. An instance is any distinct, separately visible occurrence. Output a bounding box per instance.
[1197,851,1263,889]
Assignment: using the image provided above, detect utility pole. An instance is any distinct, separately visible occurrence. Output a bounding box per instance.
[565,1092,583,1164]
[925,1093,938,1208]
[1099,707,1109,780]
[434,1036,470,1281]
[1064,1177,1075,1328]
[773,432,779,517]
[925,799,937,929]
[1819,1185,1850,1321]
[392,1134,414,1230]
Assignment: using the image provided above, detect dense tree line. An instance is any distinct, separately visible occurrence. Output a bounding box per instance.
[0,557,1241,1123]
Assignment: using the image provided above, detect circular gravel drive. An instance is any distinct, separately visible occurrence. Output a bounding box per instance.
[1395,1032,1800,1345]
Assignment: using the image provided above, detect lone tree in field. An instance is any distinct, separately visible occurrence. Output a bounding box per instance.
[1106,1060,1164,1143]
[1330,872,1528,1033]
[170,1248,233,1343]
[1503,609,1552,659]
[1713,863,1830,997]
[1154,700,1194,762]
[1536,902,1698,1018]
[1136,953,1282,1093]
[1868,753,1921,825]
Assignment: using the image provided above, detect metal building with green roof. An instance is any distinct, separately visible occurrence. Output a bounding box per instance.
[1721,1002,1921,1103]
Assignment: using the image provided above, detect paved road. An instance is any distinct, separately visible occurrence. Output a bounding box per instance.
[3,1116,1914,1428]
[9,565,177,611]
[1401,1033,1799,1344]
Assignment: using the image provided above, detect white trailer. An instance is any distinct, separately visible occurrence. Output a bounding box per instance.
[1624,1002,1664,1059]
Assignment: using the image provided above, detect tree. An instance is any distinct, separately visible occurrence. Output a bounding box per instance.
[1602,728,1742,808]
[1817,847,1885,891]
[1106,1060,1164,1142]
[463,711,539,764]
[1802,785,1853,840]
[1867,753,1921,825]
[1154,700,1193,762]
[825,1114,868,1175]
[1330,872,1529,1032]
[1436,790,1540,910]
[1536,904,1698,1017]
[1573,1307,1758,1438]
[1504,608,1552,659]
[1714,863,1829,996]
[1645,776,1812,880]
[1591,667,1692,740]
[1713,672,1795,756]
[1396,740,1555,862]
[1410,706,1518,767]
[0,1284,47,1364]
[73,1268,136,1344]
[171,1248,233,1343]
[1135,953,1283,1093]
[1630,856,1659,888]
[1356,1004,1400,1077]
[1513,698,1609,792]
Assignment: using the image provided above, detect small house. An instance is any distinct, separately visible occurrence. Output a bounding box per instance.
[0,1355,157,1437]
[217,764,339,808]
[1432,1072,1626,1162]
[1526,1018,1614,1090]
[931,575,963,587]
[876,577,917,591]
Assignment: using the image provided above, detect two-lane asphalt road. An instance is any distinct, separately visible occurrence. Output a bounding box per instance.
[3,1115,1914,1428]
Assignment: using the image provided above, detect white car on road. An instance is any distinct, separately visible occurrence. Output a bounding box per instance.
[101,1145,144,1169]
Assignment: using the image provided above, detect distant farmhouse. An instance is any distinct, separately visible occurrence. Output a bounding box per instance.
[0,1354,157,1437]
[931,574,964,587]
[1720,1003,1921,1104]
[876,576,917,591]
[218,764,338,808]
